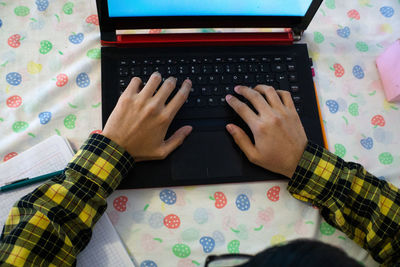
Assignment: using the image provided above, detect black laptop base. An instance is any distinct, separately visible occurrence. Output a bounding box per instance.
[101,44,324,189]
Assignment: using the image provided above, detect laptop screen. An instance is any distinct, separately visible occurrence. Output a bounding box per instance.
[107,0,313,18]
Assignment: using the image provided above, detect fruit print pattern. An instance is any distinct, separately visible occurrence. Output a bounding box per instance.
[6,95,22,108]
[12,121,29,133]
[160,189,177,205]
[39,40,53,54]
[6,72,22,86]
[3,152,18,162]
[199,236,215,253]
[56,74,68,87]
[371,115,385,127]
[172,244,191,258]
[140,260,157,267]
[235,194,250,211]
[326,100,339,113]
[39,112,52,125]
[76,73,90,87]
[213,192,227,209]
[35,0,49,11]
[8,34,22,48]
[352,65,364,79]
[266,186,280,202]
[113,196,128,212]
[360,137,373,150]
[2,1,400,266]
[332,63,345,77]
[163,214,181,229]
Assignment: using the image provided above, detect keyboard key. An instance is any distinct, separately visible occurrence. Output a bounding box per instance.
[259,63,270,73]
[142,66,153,75]
[120,59,128,66]
[219,97,227,106]
[208,75,219,84]
[214,65,224,74]
[166,66,177,75]
[272,64,286,72]
[208,96,218,106]
[223,85,234,95]
[178,66,189,74]
[236,64,247,73]
[290,85,299,93]
[130,67,141,76]
[255,74,266,83]
[190,87,200,96]
[243,74,255,83]
[289,73,297,82]
[119,67,128,76]
[196,97,206,107]
[286,56,294,62]
[273,56,282,62]
[220,74,233,84]
[184,98,195,107]
[202,65,213,74]
[153,66,165,74]
[287,64,296,71]
[201,86,212,96]
[195,76,206,84]
[211,86,222,95]
[225,64,235,73]
[292,96,302,104]
[232,74,243,84]
[261,57,272,62]
[190,65,201,74]
[248,64,259,73]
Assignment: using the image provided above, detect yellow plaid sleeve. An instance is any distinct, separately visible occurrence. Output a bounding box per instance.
[288,142,400,266]
[0,134,134,266]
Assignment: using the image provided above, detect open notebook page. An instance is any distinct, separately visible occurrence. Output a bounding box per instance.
[0,135,134,266]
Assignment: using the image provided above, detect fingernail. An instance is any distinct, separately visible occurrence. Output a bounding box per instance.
[184,126,193,135]
[226,124,233,133]
[226,94,232,101]
[184,79,192,86]
[234,86,241,93]
[153,71,161,76]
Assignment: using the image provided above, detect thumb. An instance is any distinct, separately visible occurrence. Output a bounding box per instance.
[163,125,193,154]
[226,124,256,161]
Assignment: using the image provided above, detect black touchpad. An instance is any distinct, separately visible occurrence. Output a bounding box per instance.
[171,131,243,180]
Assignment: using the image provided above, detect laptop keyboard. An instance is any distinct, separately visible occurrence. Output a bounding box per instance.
[118,55,302,117]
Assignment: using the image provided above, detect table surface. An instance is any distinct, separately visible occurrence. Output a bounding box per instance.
[1,1,399,266]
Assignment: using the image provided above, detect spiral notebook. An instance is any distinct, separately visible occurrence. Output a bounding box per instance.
[0,135,134,267]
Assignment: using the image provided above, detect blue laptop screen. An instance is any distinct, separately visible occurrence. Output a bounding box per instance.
[107,0,313,17]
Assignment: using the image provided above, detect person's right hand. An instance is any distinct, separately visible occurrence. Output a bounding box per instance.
[225,85,308,178]
[102,72,193,162]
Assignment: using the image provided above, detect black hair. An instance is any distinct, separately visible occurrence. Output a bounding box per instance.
[239,239,363,267]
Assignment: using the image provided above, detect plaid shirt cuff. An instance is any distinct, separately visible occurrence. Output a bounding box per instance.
[67,134,134,197]
[287,141,344,205]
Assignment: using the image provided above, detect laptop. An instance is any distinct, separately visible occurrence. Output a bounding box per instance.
[96,0,327,189]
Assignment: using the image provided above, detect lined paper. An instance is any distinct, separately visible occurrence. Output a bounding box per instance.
[0,135,134,266]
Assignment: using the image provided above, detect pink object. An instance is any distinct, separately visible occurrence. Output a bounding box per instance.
[376,40,400,102]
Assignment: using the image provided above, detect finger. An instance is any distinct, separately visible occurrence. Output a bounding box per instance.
[154,76,177,104]
[166,79,192,118]
[276,90,295,110]
[234,85,269,113]
[123,77,142,97]
[226,124,257,161]
[254,85,283,108]
[226,94,258,126]
[139,72,162,98]
[163,126,193,155]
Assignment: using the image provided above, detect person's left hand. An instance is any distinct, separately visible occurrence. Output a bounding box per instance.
[102,72,193,162]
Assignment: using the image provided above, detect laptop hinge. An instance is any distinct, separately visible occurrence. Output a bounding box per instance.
[292,28,303,41]
[101,32,294,47]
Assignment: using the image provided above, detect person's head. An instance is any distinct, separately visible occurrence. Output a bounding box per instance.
[206,239,363,267]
